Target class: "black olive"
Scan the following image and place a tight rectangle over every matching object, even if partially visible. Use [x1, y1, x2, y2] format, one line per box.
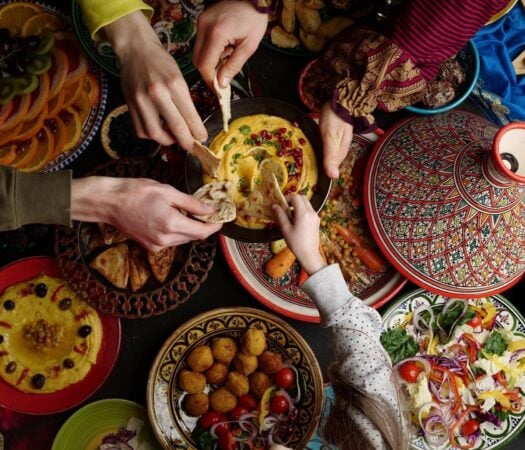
[59, 298, 72, 310]
[0, 335, 3, 343]
[63, 358, 75, 369]
[5, 361, 16, 373]
[35, 283, 48, 298]
[3, 300, 14, 310]
[31, 373, 46, 389]
[78, 325, 92, 337]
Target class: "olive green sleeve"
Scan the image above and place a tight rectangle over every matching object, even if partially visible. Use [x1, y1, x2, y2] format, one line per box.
[0, 167, 72, 230]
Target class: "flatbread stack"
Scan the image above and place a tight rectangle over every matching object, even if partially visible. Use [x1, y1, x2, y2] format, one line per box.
[193, 181, 236, 223]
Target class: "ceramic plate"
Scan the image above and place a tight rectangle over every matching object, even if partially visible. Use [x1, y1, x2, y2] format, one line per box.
[381, 289, 525, 450]
[0, 256, 121, 415]
[52, 399, 161, 449]
[71, 0, 204, 78]
[220, 133, 407, 323]
[147, 307, 324, 449]
[486, 0, 518, 25]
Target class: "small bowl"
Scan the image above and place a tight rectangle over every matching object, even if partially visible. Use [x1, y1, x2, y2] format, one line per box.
[298, 58, 323, 113]
[101, 104, 160, 159]
[185, 97, 332, 242]
[405, 40, 480, 115]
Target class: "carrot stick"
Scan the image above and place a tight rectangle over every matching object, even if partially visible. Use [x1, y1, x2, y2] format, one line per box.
[333, 224, 362, 246]
[354, 246, 386, 272]
[297, 268, 309, 285]
[265, 247, 296, 279]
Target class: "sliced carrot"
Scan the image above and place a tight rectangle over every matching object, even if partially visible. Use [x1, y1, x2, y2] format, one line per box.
[333, 223, 362, 246]
[297, 268, 309, 285]
[265, 247, 296, 280]
[354, 246, 386, 272]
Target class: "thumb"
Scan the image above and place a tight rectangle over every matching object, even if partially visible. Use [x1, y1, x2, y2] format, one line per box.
[323, 136, 348, 179]
[174, 193, 216, 215]
[272, 204, 292, 234]
[218, 42, 253, 87]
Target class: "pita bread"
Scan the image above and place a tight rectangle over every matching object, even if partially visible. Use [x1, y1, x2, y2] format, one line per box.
[96, 223, 129, 246]
[213, 66, 231, 132]
[89, 243, 130, 289]
[147, 246, 176, 283]
[193, 181, 236, 223]
[192, 140, 221, 177]
[129, 245, 151, 292]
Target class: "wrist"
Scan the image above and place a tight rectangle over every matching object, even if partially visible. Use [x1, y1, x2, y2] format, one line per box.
[71, 177, 122, 224]
[301, 255, 327, 276]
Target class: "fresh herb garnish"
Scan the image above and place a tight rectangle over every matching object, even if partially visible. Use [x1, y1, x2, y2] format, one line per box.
[254, 150, 268, 162]
[482, 332, 507, 356]
[286, 162, 297, 174]
[223, 137, 237, 152]
[287, 130, 293, 137]
[380, 327, 419, 365]
[336, 177, 344, 186]
[238, 177, 250, 197]
[299, 183, 310, 195]
[239, 125, 251, 134]
[230, 153, 242, 173]
[243, 137, 255, 146]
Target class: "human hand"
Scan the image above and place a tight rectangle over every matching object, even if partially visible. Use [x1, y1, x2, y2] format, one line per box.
[319, 101, 353, 179]
[71, 177, 222, 252]
[104, 11, 207, 151]
[193, 1, 268, 88]
[272, 195, 326, 275]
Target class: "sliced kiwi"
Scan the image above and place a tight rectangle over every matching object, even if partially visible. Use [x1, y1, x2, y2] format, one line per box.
[27, 55, 52, 75]
[33, 31, 55, 56]
[13, 74, 38, 96]
[0, 78, 16, 104]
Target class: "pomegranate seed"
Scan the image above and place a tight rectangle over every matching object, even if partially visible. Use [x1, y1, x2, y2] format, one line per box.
[298, 137, 306, 145]
[279, 127, 287, 134]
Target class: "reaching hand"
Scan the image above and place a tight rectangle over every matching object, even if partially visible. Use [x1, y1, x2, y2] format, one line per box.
[272, 195, 326, 275]
[71, 177, 222, 252]
[104, 11, 207, 151]
[193, 1, 268, 88]
[319, 102, 353, 179]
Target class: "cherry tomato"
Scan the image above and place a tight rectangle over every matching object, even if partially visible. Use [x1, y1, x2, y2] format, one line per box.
[198, 411, 222, 430]
[398, 361, 422, 383]
[218, 430, 236, 450]
[230, 405, 250, 421]
[214, 420, 231, 437]
[238, 394, 257, 411]
[270, 394, 289, 414]
[467, 313, 482, 328]
[275, 367, 296, 389]
[461, 419, 480, 437]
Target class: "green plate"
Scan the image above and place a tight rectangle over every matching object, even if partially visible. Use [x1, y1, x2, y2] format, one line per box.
[52, 399, 161, 449]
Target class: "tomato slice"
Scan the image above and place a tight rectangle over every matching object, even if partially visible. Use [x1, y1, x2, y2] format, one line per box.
[461, 419, 480, 437]
[398, 361, 422, 383]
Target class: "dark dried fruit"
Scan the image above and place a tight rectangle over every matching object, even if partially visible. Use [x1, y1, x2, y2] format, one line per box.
[108, 111, 158, 157]
[78, 325, 92, 337]
[0, 335, 3, 343]
[31, 373, 46, 389]
[5, 361, 16, 373]
[3, 300, 14, 310]
[63, 358, 74, 369]
[59, 298, 72, 310]
[35, 283, 48, 297]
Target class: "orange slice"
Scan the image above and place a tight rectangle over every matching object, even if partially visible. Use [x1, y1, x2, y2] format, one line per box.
[54, 32, 88, 87]
[72, 95, 92, 126]
[24, 72, 50, 122]
[0, 95, 31, 132]
[17, 104, 49, 141]
[46, 118, 66, 160]
[0, 143, 17, 166]
[83, 72, 100, 106]
[46, 90, 65, 117]
[0, 123, 23, 147]
[18, 127, 55, 173]
[0, 101, 14, 126]
[48, 47, 69, 99]
[0, 2, 41, 35]
[21, 12, 63, 36]
[56, 107, 82, 153]
[61, 79, 84, 110]
[10, 138, 38, 168]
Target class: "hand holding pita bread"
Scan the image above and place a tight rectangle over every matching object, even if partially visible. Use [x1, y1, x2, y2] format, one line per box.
[272, 194, 326, 275]
[71, 177, 222, 252]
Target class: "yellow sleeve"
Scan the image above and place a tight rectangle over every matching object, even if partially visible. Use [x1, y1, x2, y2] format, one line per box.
[76, 0, 153, 41]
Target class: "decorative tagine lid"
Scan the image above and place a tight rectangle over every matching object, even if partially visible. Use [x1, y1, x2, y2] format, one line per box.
[364, 110, 524, 298]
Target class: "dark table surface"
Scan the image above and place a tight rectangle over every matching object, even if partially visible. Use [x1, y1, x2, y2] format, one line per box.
[0, 2, 524, 448]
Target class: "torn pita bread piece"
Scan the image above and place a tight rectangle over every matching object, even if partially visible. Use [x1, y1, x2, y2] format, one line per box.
[192, 139, 221, 178]
[192, 181, 236, 223]
[213, 69, 231, 132]
[147, 246, 177, 283]
[89, 243, 130, 290]
[129, 245, 152, 292]
[261, 168, 292, 220]
[96, 222, 129, 246]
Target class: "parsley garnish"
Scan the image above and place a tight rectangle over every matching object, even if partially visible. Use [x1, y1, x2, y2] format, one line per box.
[336, 177, 344, 187]
[286, 162, 297, 174]
[243, 137, 255, 146]
[299, 183, 310, 195]
[239, 125, 251, 134]
[222, 137, 237, 152]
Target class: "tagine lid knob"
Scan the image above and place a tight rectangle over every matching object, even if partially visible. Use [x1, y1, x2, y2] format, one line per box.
[364, 110, 524, 298]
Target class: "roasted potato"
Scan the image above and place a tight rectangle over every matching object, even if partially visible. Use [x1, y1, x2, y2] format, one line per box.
[182, 393, 209, 416]
[225, 371, 250, 397]
[295, 0, 321, 33]
[178, 370, 206, 394]
[281, 0, 296, 33]
[187, 345, 214, 372]
[233, 352, 259, 375]
[316, 16, 354, 39]
[212, 337, 238, 364]
[300, 28, 326, 52]
[210, 387, 238, 414]
[249, 371, 272, 398]
[241, 328, 266, 356]
[258, 351, 284, 375]
[270, 26, 300, 49]
[206, 362, 229, 385]
[303, 0, 325, 9]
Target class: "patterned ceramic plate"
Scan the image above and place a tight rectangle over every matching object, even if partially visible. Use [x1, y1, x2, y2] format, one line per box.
[147, 307, 324, 449]
[381, 289, 525, 450]
[220, 133, 407, 323]
[71, 0, 205, 78]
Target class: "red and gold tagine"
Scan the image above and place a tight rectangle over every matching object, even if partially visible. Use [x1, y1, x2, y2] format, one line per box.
[364, 111, 524, 298]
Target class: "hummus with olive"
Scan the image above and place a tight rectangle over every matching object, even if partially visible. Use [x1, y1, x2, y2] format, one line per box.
[204, 114, 318, 229]
[0, 274, 102, 393]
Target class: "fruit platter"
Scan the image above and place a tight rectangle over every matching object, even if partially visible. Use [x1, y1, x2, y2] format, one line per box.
[0, 1, 106, 172]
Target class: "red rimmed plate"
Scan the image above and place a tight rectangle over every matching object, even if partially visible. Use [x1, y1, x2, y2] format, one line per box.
[0, 256, 121, 415]
[220, 132, 407, 323]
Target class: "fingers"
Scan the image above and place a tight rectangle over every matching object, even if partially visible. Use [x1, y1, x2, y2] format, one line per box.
[217, 40, 256, 87]
[133, 94, 176, 145]
[172, 191, 216, 216]
[272, 204, 292, 234]
[194, 28, 230, 87]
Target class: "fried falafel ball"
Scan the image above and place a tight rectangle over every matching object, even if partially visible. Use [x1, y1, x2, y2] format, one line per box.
[241, 328, 267, 356]
[209, 387, 238, 414]
[233, 352, 258, 376]
[249, 371, 272, 398]
[206, 362, 228, 385]
[225, 371, 250, 397]
[187, 345, 214, 372]
[182, 393, 209, 416]
[178, 370, 206, 394]
[258, 351, 283, 375]
[212, 337, 238, 364]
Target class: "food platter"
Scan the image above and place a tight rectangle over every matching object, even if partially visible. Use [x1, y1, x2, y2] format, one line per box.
[71, 0, 203, 78]
[147, 307, 324, 449]
[220, 132, 407, 323]
[54, 157, 216, 319]
[52, 399, 161, 449]
[381, 289, 525, 449]
[0, 256, 120, 415]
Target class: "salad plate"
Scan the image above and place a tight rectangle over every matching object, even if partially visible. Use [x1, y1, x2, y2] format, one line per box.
[381, 289, 525, 449]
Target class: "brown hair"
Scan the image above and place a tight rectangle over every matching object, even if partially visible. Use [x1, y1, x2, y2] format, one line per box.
[322, 363, 410, 450]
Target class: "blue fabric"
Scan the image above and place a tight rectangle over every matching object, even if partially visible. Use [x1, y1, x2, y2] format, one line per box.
[472, 3, 525, 125]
